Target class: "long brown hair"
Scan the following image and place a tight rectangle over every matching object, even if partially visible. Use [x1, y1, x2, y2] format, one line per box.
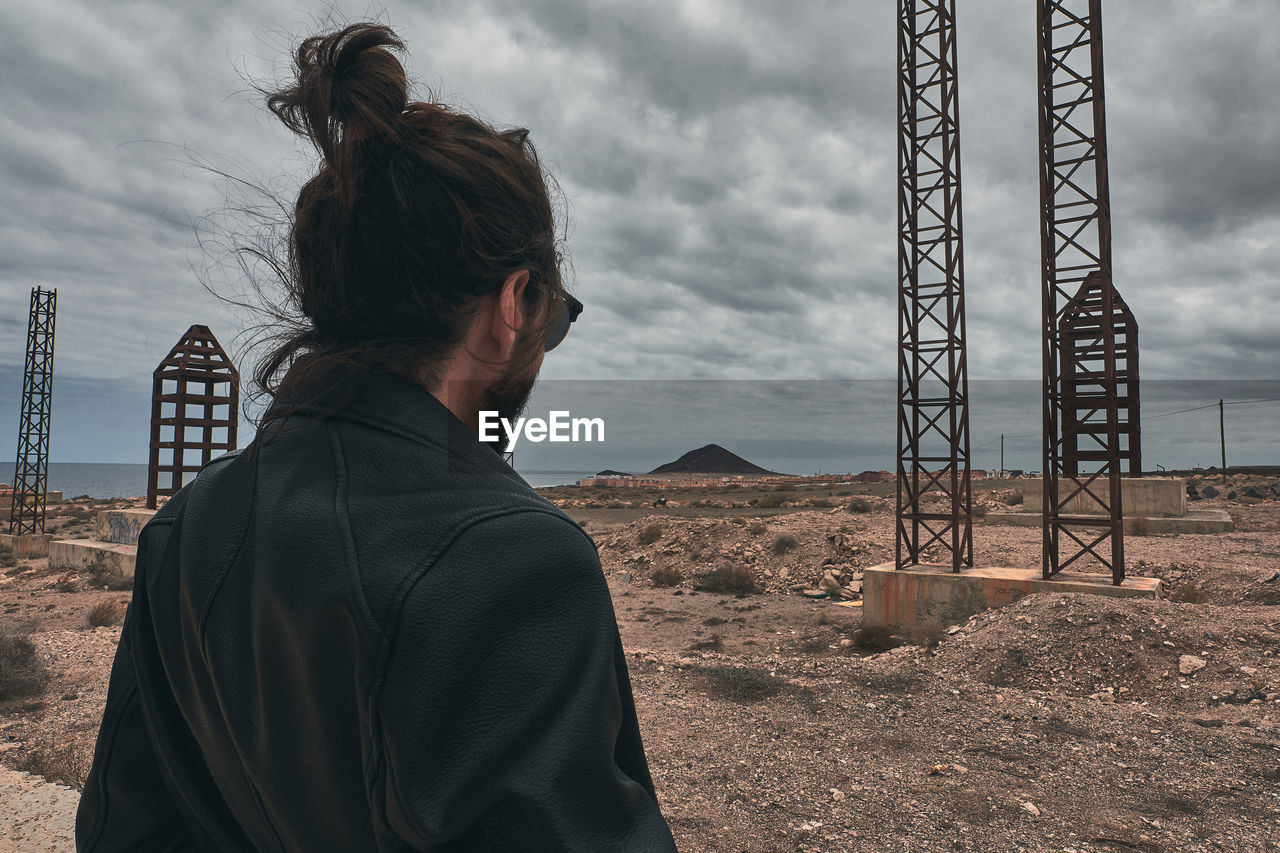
[255, 22, 565, 418]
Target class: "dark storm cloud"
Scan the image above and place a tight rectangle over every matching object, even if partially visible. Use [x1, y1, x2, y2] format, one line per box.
[0, 0, 1276, 462]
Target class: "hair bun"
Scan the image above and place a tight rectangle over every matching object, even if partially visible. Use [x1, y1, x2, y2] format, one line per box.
[268, 23, 408, 163]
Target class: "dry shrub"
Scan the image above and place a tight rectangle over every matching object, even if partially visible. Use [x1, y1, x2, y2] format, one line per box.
[755, 493, 788, 509]
[1170, 583, 1209, 604]
[686, 635, 724, 652]
[748, 521, 766, 535]
[728, 517, 746, 526]
[0, 544, 17, 569]
[53, 575, 78, 593]
[771, 533, 799, 555]
[906, 621, 946, 649]
[636, 523, 663, 545]
[692, 664, 787, 703]
[798, 637, 829, 654]
[650, 565, 684, 588]
[1003, 492, 1025, 506]
[814, 610, 834, 626]
[88, 555, 133, 591]
[696, 564, 759, 595]
[971, 504, 988, 519]
[17, 739, 91, 790]
[845, 498, 872, 514]
[0, 625, 45, 700]
[87, 598, 126, 628]
[853, 624, 898, 652]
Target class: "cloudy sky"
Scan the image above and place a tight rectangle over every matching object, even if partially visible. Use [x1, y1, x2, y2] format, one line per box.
[1, 0, 1278, 465]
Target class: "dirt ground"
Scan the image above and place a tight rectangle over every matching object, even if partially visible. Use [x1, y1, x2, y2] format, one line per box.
[2, 477, 1279, 852]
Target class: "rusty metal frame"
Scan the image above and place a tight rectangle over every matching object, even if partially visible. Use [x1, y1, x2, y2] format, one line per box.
[147, 325, 239, 509]
[1061, 274, 1141, 479]
[1037, 0, 1130, 583]
[8, 287, 57, 535]
[895, 0, 974, 572]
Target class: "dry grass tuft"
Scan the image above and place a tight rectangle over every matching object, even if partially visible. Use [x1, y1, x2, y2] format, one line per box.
[650, 565, 684, 587]
[771, 533, 799, 555]
[636, 523, 663, 545]
[87, 598, 127, 628]
[695, 564, 759, 595]
[0, 544, 17, 569]
[692, 665, 788, 703]
[845, 498, 873, 514]
[0, 625, 46, 700]
[852, 624, 898, 652]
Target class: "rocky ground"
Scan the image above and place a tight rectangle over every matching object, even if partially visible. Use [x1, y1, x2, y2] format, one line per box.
[2, 478, 1279, 851]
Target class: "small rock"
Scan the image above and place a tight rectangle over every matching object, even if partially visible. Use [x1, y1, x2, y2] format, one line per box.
[1022, 802, 1041, 817]
[1089, 691, 1116, 703]
[1240, 666, 1258, 676]
[619, 572, 633, 584]
[1201, 485, 1220, 499]
[1179, 655, 1206, 675]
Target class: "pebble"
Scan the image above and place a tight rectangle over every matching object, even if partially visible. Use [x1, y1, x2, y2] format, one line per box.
[1179, 655, 1206, 675]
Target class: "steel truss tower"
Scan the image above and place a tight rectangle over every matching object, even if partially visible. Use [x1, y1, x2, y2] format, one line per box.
[1037, 0, 1136, 583]
[9, 288, 57, 536]
[895, 0, 974, 572]
[147, 325, 239, 509]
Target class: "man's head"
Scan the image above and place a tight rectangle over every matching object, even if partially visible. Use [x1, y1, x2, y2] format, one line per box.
[259, 22, 574, 437]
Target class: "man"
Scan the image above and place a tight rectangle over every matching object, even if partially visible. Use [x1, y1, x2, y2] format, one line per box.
[77, 22, 677, 852]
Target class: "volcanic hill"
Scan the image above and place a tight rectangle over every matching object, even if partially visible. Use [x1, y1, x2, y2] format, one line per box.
[647, 444, 784, 476]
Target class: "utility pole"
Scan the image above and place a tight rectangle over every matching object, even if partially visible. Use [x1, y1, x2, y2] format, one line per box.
[1000, 433, 1005, 478]
[1219, 398, 1226, 482]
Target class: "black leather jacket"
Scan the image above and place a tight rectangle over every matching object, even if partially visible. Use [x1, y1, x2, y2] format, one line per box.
[76, 366, 677, 851]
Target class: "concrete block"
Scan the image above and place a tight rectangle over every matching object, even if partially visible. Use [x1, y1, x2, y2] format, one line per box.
[983, 508, 1233, 534]
[0, 533, 53, 559]
[0, 491, 63, 506]
[49, 540, 137, 581]
[93, 509, 158, 546]
[863, 562, 1162, 633]
[1021, 477, 1186, 518]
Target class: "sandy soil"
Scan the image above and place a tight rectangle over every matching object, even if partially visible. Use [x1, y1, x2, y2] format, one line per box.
[3, 479, 1279, 852]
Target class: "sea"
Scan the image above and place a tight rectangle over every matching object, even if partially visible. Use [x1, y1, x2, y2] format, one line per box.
[37, 463, 593, 499]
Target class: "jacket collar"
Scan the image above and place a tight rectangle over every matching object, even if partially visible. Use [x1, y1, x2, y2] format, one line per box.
[259, 359, 508, 470]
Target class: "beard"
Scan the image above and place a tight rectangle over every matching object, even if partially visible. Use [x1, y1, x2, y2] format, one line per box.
[477, 364, 538, 454]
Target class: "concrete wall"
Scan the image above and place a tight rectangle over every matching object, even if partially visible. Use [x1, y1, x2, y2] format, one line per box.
[1021, 477, 1186, 518]
[0, 533, 53, 559]
[863, 563, 1162, 632]
[94, 509, 157, 546]
[48, 540, 137, 581]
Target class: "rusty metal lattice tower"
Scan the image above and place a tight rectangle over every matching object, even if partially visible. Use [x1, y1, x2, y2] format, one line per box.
[8, 288, 57, 535]
[1037, 0, 1133, 583]
[895, 0, 973, 572]
[1061, 272, 1141, 479]
[147, 325, 239, 509]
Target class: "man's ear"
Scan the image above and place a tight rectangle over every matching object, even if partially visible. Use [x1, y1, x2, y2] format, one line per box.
[490, 269, 531, 360]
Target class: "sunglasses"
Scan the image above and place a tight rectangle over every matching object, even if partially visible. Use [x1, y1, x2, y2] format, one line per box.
[544, 292, 583, 352]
